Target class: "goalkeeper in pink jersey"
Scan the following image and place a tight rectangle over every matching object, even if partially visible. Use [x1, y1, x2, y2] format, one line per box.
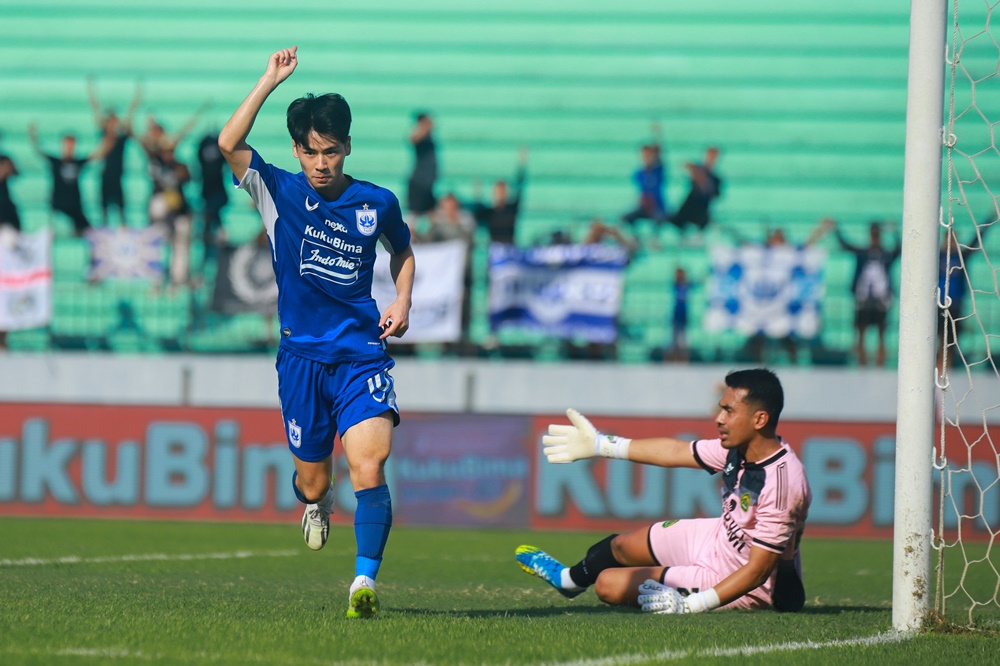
[516, 368, 811, 614]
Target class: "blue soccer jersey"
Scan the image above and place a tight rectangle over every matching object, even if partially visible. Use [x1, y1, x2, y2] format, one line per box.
[236, 148, 411, 363]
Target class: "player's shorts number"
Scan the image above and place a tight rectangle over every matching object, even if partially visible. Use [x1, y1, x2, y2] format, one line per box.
[367, 369, 396, 408]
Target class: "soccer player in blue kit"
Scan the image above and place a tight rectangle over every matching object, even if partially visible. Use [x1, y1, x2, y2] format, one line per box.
[218, 46, 414, 618]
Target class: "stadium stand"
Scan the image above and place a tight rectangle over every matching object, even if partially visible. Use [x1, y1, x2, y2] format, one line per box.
[0, 1, 996, 365]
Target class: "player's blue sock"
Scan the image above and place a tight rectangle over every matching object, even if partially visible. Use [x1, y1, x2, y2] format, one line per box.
[291, 471, 308, 504]
[354, 484, 392, 580]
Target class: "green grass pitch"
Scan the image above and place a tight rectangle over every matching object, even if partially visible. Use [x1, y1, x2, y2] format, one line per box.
[0, 517, 996, 665]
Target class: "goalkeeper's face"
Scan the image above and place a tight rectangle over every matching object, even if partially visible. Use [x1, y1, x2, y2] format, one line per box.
[715, 387, 761, 449]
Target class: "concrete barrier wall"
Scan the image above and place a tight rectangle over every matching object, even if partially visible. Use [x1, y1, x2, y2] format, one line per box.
[2, 352, 997, 423]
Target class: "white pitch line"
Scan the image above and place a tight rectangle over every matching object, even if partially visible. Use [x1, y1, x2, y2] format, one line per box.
[0, 549, 300, 567]
[3, 629, 913, 665]
[539, 630, 912, 666]
[55, 647, 152, 660]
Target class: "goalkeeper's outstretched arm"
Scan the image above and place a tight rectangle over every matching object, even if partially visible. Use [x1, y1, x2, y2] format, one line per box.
[542, 408, 702, 469]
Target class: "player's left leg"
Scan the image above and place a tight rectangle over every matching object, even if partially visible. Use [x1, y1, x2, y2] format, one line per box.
[276, 349, 338, 551]
[292, 457, 335, 551]
[329, 357, 399, 617]
[516, 526, 658, 598]
[570, 528, 657, 587]
[594, 566, 665, 606]
[341, 413, 394, 618]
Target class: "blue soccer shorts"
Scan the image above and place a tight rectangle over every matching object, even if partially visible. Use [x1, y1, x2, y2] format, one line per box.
[275, 348, 400, 463]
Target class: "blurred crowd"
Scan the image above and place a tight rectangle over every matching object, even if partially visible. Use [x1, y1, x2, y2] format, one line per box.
[0, 93, 990, 368]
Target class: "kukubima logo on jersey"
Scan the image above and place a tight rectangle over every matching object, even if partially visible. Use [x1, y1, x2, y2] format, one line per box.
[356, 203, 377, 236]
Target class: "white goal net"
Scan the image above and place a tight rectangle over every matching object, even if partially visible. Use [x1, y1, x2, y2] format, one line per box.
[935, 0, 1000, 628]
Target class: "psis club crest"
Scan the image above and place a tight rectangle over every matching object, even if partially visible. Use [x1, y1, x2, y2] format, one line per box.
[356, 204, 378, 236]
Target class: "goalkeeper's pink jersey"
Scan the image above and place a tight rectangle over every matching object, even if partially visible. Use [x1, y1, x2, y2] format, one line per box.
[691, 437, 810, 567]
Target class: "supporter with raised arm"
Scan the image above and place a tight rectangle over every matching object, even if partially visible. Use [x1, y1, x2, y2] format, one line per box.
[472, 146, 529, 244]
[88, 76, 142, 226]
[833, 219, 901, 367]
[28, 123, 108, 236]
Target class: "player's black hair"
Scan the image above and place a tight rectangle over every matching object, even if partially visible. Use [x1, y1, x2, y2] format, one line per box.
[286, 93, 351, 147]
[725, 368, 784, 429]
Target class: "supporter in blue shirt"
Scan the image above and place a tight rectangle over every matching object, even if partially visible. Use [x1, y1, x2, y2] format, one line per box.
[622, 122, 668, 226]
[937, 221, 993, 368]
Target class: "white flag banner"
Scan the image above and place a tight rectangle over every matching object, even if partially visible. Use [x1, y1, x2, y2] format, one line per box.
[372, 239, 468, 343]
[87, 226, 166, 281]
[0, 229, 53, 331]
[703, 243, 825, 338]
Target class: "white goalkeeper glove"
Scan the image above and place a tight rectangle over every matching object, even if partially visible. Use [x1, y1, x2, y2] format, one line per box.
[637, 579, 721, 614]
[542, 408, 632, 464]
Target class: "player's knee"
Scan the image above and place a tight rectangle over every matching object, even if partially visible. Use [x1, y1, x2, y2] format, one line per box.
[297, 473, 332, 502]
[610, 533, 648, 567]
[349, 458, 386, 489]
[610, 535, 629, 564]
[594, 570, 627, 606]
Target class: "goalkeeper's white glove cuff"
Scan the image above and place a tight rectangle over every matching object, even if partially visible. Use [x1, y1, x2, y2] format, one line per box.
[685, 588, 721, 613]
[595, 433, 631, 459]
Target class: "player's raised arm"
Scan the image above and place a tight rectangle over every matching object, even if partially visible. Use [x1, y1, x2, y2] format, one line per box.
[218, 45, 298, 181]
[542, 409, 700, 469]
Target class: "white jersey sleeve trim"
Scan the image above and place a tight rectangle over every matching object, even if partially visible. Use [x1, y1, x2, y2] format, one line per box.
[237, 166, 279, 259]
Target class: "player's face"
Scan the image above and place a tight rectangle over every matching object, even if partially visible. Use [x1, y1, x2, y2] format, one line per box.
[715, 387, 763, 449]
[293, 130, 351, 194]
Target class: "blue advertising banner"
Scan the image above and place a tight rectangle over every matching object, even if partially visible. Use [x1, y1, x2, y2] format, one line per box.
[0, 404, 994, 541]
[391, 415, 532, 527]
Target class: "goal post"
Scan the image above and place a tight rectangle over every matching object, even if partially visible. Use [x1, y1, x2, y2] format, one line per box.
[896, 0, 1000, 631]
[893, 0, 947, 633]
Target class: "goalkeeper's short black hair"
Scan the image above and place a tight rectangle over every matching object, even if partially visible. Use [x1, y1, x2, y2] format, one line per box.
[725, 368, 784, 429]
[286, 93, 351, 147]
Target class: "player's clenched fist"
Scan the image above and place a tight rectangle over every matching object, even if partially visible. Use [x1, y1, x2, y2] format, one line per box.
[542, 408, 632, 464]
[266, 46, 298, 85]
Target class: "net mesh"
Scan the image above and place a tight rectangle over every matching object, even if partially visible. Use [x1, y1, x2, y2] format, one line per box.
[934, 0, 1000, 627]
